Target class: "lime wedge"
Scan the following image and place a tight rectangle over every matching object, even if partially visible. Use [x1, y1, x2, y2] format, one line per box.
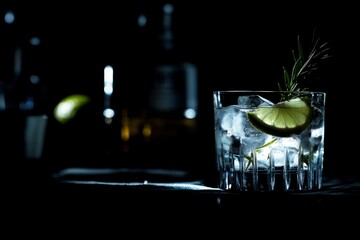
[54, 94, 90, 124]
[247, 97, 312, 137]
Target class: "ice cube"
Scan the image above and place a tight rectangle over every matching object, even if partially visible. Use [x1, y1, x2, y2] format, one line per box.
[274, 136, 301, 149]
[220, 106, 243, 137]
[237, 95, 274, 108]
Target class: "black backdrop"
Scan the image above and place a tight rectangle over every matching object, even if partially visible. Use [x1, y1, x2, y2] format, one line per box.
[1, 0, 359, 181]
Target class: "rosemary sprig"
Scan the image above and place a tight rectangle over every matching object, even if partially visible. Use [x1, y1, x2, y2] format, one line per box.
[278, 34, 331, 101]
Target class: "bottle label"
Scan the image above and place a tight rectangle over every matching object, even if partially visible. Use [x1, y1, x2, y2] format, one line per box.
[149, 62, 197, 117]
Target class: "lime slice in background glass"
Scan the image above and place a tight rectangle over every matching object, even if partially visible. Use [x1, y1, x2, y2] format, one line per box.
[247, 97, 312, 137]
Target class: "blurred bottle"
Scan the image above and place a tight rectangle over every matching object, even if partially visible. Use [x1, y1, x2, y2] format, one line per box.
[1, 6, 49, 182]
[116, 2, 199, 172]
[149, 3, 198, 118]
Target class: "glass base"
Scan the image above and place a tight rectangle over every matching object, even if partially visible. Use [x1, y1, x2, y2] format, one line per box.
[219, 168, 323, 192]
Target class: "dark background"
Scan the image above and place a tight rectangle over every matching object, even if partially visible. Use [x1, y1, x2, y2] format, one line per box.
[1, 0, 359, 183]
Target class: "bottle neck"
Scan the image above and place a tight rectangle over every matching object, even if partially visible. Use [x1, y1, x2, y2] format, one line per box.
[160, 3, 174, 51]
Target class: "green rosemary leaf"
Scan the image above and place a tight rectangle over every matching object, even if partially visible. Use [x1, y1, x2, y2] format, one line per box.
[278, 34, 330, 101]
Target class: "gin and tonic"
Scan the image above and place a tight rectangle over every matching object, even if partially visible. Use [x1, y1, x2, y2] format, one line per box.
[213, 90, 326, 191]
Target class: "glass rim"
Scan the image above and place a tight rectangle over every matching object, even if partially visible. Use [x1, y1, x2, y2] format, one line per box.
[213, 90, 326, 94]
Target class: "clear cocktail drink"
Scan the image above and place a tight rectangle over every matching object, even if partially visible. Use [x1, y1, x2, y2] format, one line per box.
[214, 91, 325, 191]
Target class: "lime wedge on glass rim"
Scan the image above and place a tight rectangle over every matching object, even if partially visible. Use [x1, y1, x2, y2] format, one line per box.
[247, 97, 313, 137]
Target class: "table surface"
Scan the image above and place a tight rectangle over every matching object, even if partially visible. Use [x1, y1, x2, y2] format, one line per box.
[7, 166, 360, 231]
[15, 167, 360, 205]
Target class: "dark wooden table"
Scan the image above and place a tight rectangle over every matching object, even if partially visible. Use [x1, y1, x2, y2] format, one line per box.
[6, 164, 360, 233]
